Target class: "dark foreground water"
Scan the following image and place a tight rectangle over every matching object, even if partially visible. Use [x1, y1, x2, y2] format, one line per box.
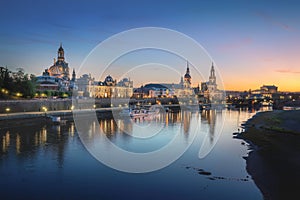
[0, 109, 263, 199]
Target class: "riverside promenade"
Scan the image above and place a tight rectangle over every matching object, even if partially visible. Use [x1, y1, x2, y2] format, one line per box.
[0, 107, 123, 121]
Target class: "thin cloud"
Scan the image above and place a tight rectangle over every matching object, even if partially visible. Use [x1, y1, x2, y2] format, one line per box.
[275, 69, 300, 74]
[256, 12, 294, 32]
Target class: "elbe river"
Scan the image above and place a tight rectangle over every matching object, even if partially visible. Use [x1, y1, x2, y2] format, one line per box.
[0, 108, 268, 199]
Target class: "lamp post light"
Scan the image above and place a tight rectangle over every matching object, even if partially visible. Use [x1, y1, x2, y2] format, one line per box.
[5, 107, 10, 116]
[1, 89, 9, 95]
[41, 106, 48, 117]
[16, 92, 22, 97]
[41, 106, 47, 112]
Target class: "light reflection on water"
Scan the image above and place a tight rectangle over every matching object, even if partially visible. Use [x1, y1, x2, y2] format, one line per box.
[83, 111, 197, 153]
[0, 109, 265, 199]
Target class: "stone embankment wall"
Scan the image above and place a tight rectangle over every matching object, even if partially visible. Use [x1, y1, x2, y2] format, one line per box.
[0, 99, 72, 113]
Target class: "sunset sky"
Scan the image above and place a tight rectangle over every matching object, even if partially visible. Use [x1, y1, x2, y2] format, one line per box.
[1, 0, 300, 91]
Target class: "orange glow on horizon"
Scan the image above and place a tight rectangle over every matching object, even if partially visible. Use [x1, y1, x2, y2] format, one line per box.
[223, 80, 300, 92]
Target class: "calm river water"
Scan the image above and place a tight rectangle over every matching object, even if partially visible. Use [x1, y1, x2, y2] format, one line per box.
[0, 109, 266, 199]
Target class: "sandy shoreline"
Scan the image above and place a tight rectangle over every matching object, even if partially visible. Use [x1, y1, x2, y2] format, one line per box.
[237, 110, 300, 200]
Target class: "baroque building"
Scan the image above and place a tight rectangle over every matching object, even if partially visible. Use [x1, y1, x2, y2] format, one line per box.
[200, 63, 224, 103]
[36, 44, 75, 92]
[134, 61, 195, 98]
[48, 43, 70, 79]
[76, 74, 133, 98]
[175, 61, 194, 97]
[36, 69, 59, 92]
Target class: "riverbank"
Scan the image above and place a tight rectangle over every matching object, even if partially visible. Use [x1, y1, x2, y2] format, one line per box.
[236, 110, 300, 200]
[0, 107, 123, 129]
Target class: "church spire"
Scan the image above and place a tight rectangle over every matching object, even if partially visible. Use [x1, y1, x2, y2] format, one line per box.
[72, 68, 76, 82]
[184, 60, 191, 88]
[209, 62, 216, 84]
[186, 60, 190, 75]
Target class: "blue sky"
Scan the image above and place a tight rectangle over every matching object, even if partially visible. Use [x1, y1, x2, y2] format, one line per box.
[1, 0, 300, 91]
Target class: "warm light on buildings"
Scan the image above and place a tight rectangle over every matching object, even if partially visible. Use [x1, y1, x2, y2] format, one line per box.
[16, 92, 22, 97]
[42, 106, 47, 112]
[1, 89, 9, 94]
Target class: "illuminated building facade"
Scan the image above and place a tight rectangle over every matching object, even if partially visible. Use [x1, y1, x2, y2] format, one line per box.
[36, 44, 76, 92]
[140, 61, 195, 98]
[201, 63, 224, 103]
[174, 61, 194, 97]
[76, 75, 133, 98]
[48, 44, 69, 79]
[36, 69, 59, 91]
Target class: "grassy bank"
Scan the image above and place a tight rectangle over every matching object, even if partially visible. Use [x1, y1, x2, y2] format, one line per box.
[237, 110, 300, 200]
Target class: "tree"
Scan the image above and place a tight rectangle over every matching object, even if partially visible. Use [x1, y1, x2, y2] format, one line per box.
[21, 79, 36, 98]
[0, 66, 13, 98]
[0, 67, 37, 99]
[58, 91, 64, 98]
[53, 91, 59, 97]
[44, 90, 52, 97]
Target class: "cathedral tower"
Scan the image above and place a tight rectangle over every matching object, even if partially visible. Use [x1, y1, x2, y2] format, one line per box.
[72, 69, 76, 82]
[209, 62, 216, 85]
[184, 61, 191, 88]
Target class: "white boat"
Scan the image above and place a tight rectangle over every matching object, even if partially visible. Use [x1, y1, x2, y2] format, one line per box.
[283, 106, 300, 110]
[130, 109, 148, 118]
[47, 115, 67, 125]
[130, 107, 159, 118]
[49, 116, 61, 124]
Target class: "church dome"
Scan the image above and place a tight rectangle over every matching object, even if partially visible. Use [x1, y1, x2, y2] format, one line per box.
[105, 75, 113, 81]
[104, 75, 114, 85]
[48, 65, 62, 77]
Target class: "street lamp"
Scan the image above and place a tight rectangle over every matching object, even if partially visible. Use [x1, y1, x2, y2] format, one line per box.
[41, 106, 47, 112]
[16, 92, 22, 97]
[5, 107, 10, 116]
[1, 89, 9, 95]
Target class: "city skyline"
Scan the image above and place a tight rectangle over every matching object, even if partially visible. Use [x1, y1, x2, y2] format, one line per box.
[1, 0, 300, 92]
